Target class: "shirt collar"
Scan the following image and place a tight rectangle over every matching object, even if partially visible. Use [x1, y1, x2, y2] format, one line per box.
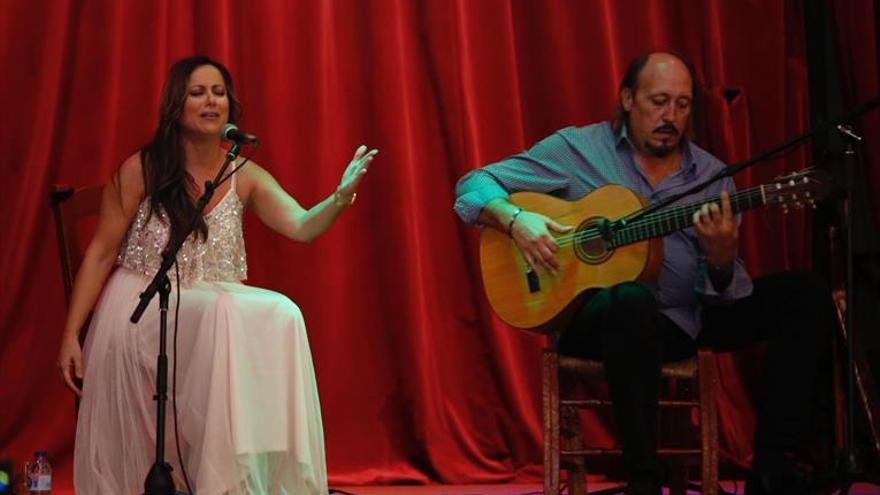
[614, 123, 699, 176]
[614, 123, 631, 147]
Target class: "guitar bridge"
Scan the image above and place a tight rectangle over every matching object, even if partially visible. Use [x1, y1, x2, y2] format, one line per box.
[526, 268, 541, 293]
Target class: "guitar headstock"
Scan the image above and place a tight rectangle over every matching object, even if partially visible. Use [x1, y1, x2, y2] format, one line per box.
[765, 168, 832, 213]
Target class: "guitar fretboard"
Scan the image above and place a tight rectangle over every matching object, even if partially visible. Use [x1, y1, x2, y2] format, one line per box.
[607, 186, 766, 248]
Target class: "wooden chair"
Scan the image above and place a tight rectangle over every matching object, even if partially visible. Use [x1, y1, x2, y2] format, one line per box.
[50, 183, 103, 406]
[49, 184, 103, 305]
[543, 343, 720, 495]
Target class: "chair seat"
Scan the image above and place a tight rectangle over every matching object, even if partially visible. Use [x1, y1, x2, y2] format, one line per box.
[561, 447, 703, 457]
[558, 355, 698, 379]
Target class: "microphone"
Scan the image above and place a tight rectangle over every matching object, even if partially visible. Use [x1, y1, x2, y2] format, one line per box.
[221, 123, 258, 144]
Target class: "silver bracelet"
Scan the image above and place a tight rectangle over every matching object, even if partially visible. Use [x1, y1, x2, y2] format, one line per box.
[507, 207, 523, 235]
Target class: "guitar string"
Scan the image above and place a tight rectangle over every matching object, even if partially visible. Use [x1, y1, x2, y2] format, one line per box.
[530, 174, 817, 248]
[556, 189, 755, 242]
[551, 187, 766, 247]
[555, 190, 761, 246]
[555, 177, 816, 247]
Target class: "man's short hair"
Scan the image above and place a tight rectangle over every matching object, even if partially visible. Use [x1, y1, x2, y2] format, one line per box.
[611, 51, 699, 136]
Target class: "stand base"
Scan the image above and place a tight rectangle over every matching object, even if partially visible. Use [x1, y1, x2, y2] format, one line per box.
[816, 476, 880, 495]
[143, 461, 176, 495]
[795, 467, 880, 495]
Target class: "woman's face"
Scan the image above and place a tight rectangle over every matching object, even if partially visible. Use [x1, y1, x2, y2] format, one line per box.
[180, 64, 229, 138]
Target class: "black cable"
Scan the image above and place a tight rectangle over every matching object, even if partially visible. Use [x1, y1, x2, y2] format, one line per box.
[216, 141, 259, 188]
[173, 260, 196, 495]
[167, 142, 258, 495]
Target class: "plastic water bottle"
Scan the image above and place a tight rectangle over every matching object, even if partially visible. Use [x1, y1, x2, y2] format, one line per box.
[26, 452, 51, 494]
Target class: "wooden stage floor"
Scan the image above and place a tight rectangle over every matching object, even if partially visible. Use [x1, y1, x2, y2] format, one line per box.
[48, 481, 880, 494]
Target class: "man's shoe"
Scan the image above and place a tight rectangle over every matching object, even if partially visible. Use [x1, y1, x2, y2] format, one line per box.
[625, 478, 661, 495]
[746, 455, 814, 495]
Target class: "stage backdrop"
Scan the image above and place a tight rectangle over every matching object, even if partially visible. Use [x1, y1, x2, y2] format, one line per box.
[0, 0, 876, 488]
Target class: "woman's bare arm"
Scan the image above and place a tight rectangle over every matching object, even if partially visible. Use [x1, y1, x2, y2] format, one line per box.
[243, 146, 377, 243]
[57, 154, 144, 395]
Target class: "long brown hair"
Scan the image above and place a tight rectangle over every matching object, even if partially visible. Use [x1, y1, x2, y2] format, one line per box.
[140, 56, 242, 247]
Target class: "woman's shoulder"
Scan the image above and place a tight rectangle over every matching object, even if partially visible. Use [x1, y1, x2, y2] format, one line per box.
[235, 160, 271, 201]
[236, 159, 270, 181]
[111, 152, 147, 210]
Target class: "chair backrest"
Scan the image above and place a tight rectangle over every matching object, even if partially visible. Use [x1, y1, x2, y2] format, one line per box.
[49, 184, 103, 304]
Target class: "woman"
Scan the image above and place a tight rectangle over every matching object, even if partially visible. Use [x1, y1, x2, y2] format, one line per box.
[56, 55, 376, 494]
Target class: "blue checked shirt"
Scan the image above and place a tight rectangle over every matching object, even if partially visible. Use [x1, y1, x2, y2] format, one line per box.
[454, 122, 753, 338]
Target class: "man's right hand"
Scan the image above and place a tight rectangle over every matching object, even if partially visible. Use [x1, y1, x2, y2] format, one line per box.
[510, 210, 573, 274]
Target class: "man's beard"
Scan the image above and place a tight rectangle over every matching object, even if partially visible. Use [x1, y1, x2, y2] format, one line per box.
[644, 123, 681, 157]
[644, 140, 677, 158]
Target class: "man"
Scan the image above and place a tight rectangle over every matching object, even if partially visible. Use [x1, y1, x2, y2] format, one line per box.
[454, 52, 830, 495]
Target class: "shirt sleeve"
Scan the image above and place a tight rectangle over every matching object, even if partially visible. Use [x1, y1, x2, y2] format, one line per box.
[694, 175, 754, 303]
[453, 131, 576, 224]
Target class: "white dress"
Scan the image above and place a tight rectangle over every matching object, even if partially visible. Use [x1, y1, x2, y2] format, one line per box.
[74, 176, 327, 495]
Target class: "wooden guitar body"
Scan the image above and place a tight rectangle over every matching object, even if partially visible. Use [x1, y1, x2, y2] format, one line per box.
[478, 169, 828, 331]
[479, 186, 662, 331]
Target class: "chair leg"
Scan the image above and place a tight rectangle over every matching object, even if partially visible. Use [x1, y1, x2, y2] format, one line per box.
[697, 350, 719, 495]
[668, 464, 688, 495]
[561, 402, 586, 495]
[544, 350, 561, 495]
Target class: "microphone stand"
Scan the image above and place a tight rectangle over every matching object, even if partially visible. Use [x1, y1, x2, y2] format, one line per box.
[130, 143, 242, 495]
[817, 125, 880, 494]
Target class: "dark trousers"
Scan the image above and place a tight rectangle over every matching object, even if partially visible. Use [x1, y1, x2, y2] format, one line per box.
[557, 272, 832, 480]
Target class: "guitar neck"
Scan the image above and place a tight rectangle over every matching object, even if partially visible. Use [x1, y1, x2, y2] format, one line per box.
[609, 185, 766, 248]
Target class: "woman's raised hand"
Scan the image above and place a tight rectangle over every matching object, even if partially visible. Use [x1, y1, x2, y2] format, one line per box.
[335, 145, 378, 207]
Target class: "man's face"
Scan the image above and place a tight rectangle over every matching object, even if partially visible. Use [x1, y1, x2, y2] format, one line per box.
[621, 55, 693, 158]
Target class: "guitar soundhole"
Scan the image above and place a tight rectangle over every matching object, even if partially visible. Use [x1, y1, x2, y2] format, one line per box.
[573, 217, 613, 264]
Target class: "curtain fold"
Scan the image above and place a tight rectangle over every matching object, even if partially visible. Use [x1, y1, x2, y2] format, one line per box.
[2, 0, 870, 488]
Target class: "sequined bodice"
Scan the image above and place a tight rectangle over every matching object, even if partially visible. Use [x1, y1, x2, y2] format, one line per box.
[117, 182, 248, 285]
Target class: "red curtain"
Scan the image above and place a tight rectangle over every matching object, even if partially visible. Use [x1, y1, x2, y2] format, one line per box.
[831, 0, 880, 219]
[0, 0, 870, 488]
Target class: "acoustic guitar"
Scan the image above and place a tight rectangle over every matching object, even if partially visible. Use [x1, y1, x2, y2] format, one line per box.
[479, 169, 830, 331]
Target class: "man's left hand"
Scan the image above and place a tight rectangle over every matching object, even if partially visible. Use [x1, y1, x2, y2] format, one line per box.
[693, 191, 738, 268]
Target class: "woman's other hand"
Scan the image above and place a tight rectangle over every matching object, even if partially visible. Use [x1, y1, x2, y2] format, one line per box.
[57, 334, 83, 396]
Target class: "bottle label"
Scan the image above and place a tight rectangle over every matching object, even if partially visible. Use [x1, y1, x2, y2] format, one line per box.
[29, 474, 51, 490]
